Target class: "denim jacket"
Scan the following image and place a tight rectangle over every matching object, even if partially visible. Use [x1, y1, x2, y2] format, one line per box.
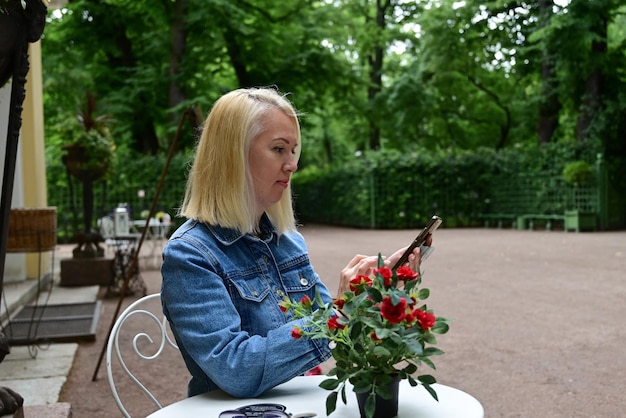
[160, 216, 332, 398]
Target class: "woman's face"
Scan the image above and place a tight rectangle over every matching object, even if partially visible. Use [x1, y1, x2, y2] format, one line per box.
[249, 108, 299, 218]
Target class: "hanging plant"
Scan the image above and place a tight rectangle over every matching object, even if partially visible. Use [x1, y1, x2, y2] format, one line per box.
[61, 92, 116, 182]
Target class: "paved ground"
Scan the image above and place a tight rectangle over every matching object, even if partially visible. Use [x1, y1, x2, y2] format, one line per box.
[45, 226, 626, 416]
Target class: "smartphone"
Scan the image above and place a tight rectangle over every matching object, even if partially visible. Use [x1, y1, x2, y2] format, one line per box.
[392, 215, 442, 270]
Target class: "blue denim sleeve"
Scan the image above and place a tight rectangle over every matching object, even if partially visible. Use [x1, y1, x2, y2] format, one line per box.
[161, 235, 332, 398]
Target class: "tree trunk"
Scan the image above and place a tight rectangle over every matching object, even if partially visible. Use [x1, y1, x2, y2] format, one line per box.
[575, 13, 607, 141]
[223, 24, 250, 87]
[537, 0, 561, 145]
[107, 14, 160, 154]
[366, 0, 389, 150]
[168, 0, 188, 111]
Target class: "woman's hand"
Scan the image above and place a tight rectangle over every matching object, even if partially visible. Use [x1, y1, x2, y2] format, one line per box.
[387, 233, 433, 272]
[336, 234, 433, 296]
[337, 254, 381, 296]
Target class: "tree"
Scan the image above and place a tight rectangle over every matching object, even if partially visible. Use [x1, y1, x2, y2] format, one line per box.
[536, 0, 562, 144]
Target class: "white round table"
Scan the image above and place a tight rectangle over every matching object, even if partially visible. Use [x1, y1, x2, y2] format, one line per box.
[147, 375, 483, 418]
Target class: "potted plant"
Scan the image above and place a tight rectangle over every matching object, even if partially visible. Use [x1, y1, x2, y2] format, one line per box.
[61, 92, 115, 257]
[281, 257, 450, 418]
[562, 160, 597, 232]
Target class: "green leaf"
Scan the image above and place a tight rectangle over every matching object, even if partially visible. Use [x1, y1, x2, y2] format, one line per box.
[326, 391, 338, 415]
[365, 393, 376, 418]
[424, 347, 445, 356]
[377, 254, 386, 267]
[352, 381, 372, 394]
[373, 327, 391, 339]
[418, 374, 437, 385]
[418, 288, 430, 299]
[431, 322, 450, 334]
[404, 338, 424, 355]
[314, 287, 326, 307]
[361, 316, 383, 329]
[350, 321, 363, 340]
[404, 279, 417, 292]
[422, 332, 437, 344]
[423, 383, 439, 401]
[421, 357, 436, 369]
[366, 286, 382, 302]
[391, 292, 402, 305]
[375, 383, 393, 399]
[402, 362, 418, 374]
[373, 345, 391, 357]
[319, 378, 341, 390]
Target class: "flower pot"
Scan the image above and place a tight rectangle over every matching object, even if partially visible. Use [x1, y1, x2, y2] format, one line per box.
[61, 143, 109, 182]
[355, 376, 400, 418]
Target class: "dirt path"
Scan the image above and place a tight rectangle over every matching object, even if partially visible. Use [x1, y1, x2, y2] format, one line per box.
[59, 226, 626, 417]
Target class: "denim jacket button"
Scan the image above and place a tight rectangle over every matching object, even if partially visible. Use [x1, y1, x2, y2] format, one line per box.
[300, 277, 308, 286]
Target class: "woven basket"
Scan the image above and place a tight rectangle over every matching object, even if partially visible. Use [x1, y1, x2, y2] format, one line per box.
[7, 207, 57, 252]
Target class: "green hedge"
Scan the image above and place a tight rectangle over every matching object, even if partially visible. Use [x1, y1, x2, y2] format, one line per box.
[48, 139, 624, 239]
[292, 140, 616, 229]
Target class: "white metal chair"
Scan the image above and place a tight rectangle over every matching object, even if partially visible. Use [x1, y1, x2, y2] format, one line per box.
[106, 293, 180, 417]
[98, 216, 117, 257]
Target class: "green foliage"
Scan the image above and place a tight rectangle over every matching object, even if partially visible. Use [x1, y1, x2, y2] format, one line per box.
[58, 92, 116, 176]
[40, 0, 626, 233]
[562, 161, 593, 186]
[293, 140, 605, 228]
[41, 0, 626, 160]
[293, 147, 495, 228]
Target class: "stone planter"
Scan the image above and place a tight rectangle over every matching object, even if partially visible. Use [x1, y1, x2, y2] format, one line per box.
[564, 210, 597, 232]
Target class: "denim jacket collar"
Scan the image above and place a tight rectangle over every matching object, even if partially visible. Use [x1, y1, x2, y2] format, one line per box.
[207, 213, 277, 246]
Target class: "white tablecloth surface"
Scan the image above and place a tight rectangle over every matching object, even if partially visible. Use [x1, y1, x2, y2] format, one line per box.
[147, 375, 483, 418]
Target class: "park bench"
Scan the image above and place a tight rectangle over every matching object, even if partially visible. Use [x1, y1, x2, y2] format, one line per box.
[516, 214, 564, 231]
[478, 213, 518, 229]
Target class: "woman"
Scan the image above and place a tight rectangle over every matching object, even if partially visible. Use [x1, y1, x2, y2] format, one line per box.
[161, 87, 423, 399]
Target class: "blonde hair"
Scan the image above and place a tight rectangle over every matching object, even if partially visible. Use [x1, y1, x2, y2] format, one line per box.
[179, 87, 301, 235]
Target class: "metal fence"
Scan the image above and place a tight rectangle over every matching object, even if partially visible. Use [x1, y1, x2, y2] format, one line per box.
[49, 179, 186, 243]
[293, 154, 624, 230]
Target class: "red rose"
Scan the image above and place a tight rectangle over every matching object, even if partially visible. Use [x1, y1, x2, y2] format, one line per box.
[380, 296, 407, 324]
[414, 309, 436, 330]
[300, 295, 312, 308]
[327, 316, 346, 331]
[279, 304, 288, 312]
[374, 267, 393, 286]
[349, 275, 373, 294]
[396, 266, 419, 281]
[291, 327, 303, 339]
[370, 331, 382, 342]
[334, 297, 345, 309]
[404, 311, 415, 324]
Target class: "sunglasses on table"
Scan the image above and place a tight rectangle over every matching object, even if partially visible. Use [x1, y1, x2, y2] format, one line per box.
[218, 403, 316, 418]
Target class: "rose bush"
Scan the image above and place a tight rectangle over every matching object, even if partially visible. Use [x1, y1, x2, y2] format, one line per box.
[280, 255, 450, 418]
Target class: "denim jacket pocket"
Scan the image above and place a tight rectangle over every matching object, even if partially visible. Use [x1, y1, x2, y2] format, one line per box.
[228, 274, 271, 303]
[281, 265, 319, 295]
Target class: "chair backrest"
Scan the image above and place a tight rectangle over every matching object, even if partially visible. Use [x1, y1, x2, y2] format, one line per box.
[106, 293, 180, 417]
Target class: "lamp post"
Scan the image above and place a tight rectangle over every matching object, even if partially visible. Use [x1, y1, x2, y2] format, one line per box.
[0, 2, 47, 415]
